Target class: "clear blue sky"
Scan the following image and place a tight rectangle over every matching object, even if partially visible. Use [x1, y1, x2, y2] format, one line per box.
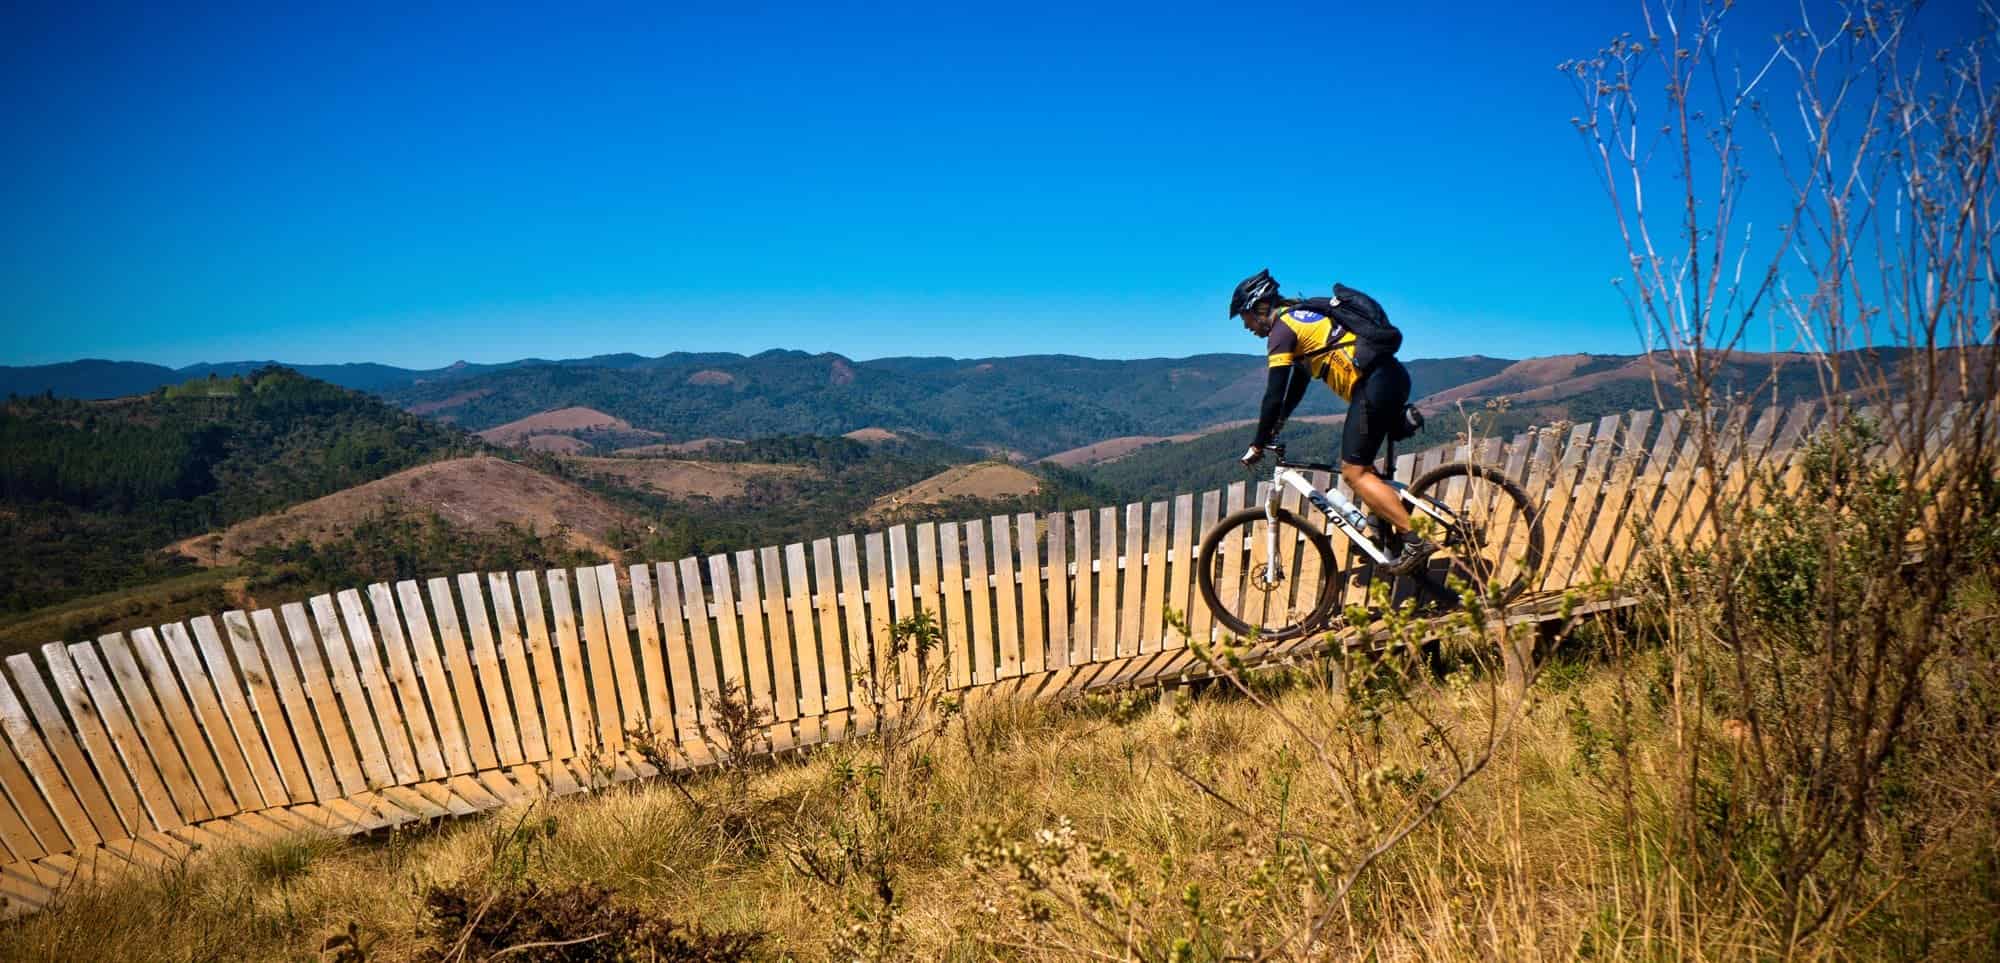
[0, 1, 1953, 368]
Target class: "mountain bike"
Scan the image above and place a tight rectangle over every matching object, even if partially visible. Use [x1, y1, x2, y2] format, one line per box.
[1195, 435, 1544, 642]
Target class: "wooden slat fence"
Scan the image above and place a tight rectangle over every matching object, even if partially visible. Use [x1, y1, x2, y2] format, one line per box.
[0, 399, 1970, 913]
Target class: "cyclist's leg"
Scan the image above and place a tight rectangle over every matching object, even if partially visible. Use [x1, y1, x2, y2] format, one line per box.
[1340, 361, 1414, 531]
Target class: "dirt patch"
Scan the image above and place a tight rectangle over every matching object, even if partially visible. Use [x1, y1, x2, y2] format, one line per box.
[1042, 414, 1345, 467]
[866, 462, 1042, 519]
[615, 438, 743, 456]
[1040, 435, 1169, 467]
[417, 879, 762, 962]
[171, 456, 637, 565]
[686, 369, 735, 386]
[842, 427, 899, 443]
[477, 406, 633, 445]
[404, 387, 492, 416]
[564, 457, 808, 500]
[829, 358, 856, 385]
[521, 434, 589, 454]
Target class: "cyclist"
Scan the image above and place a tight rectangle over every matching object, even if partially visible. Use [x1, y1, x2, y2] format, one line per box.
[1227, 269, 1436, 576]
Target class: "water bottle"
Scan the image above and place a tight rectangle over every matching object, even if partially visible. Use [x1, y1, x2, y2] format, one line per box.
[1343, 505, 1370, 532]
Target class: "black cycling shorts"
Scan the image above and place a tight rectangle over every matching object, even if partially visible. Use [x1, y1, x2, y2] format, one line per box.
[1341, 357, 1412, 469]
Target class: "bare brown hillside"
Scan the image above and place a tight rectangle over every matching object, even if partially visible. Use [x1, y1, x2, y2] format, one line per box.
[614, 438, 742, 456]
[476, 406, 665, 449]
[562, 457, 808, 500]
[865, 462, 1042, 520]
[172, 456, 637, 565]
[843, 427, 899, 443]
[1040, 414, 1345, 467]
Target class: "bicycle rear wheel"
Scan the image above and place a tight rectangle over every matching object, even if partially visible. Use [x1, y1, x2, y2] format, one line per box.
[1406, 462, 1544, 607]
[1195, 506, 1341, 642]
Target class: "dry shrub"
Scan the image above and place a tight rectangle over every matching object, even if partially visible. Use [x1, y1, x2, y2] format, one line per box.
[415, 879, 761, 962]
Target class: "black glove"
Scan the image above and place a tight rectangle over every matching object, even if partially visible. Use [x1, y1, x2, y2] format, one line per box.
[1239, 445, 1263, 467]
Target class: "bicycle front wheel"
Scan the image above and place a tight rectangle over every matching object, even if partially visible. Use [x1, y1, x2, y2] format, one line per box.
[1196, 506, 1341, 642]
[1406, 462, 1544, 607]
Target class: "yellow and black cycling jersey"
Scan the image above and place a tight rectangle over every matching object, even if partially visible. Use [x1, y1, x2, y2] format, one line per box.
[1266, 305, 1363, 401]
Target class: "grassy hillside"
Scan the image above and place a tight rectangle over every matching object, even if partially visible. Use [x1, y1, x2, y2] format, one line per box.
[382, 352, 1517, 458]
[0, 367, 479, 622]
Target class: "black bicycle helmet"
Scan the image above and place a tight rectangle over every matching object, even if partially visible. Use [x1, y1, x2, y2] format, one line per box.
[1229, 269, 1280, 318]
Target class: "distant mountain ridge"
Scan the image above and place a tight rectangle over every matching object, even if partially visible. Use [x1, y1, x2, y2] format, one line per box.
[2, 350, 1519, 457]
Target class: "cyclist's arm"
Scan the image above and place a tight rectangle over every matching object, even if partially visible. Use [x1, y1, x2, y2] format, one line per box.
[1250, 323, 1311, 448]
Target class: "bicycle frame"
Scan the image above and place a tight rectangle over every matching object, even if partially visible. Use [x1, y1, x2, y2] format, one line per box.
[1256, 444, 1465, 572]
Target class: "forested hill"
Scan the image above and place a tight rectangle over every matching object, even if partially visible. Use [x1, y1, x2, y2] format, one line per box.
[381, 352, 1519, 457]
[4, 352, 1519, 457]
[0, 367, 478, 617]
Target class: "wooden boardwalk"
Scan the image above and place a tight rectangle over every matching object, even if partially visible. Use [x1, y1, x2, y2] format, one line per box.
[0, 400, 1921, 913]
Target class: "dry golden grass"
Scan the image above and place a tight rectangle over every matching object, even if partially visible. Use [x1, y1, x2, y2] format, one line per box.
[4, 634, 1988, 961]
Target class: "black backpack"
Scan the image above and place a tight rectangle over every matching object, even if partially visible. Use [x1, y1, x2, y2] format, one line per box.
[1294, 283, 1403, 374]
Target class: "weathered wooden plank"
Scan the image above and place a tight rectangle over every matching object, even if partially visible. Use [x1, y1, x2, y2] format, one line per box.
[215, 613, 313, 805]
[885, 526, 921, 696]
[476, 575, 549, 764]
[1044, 513, 1070, 672]
[423, 578, 501, 772]
[331, 592, 419, 786]
[0, 671, 101, 849]
[960, 522, 996, 685]
[1663, 408, 1744, 549]
[935, 525, 972, 690]
[1139, 500, 1171, 653]
[305, 597, 395, 789]
[542, 570, 597, 760]
[1710, 405, 1794, 546]
[1013, 514, 1046, 678]
[190, 615, 293, 807]
[793, 542, 833, 718]
[398, 582, 483, 775]
[448, 577, 525, 768]
[735, 551, 778, 724]
[39, 643, 168, 839]
[818, 538, 857, 711]
[93, 632, 213, 819]
[762, 546, 803, 725]
[987, 518, 1021, 681]
[486, 575, 551, 764]
[912, 523, 945, 668]
[1190, 492, 1222, 647]
[1547, 413, 1632, 589]
[1576, 411, 1653, 584]
[1215, 483, 1247, 643]
[508, 572, 572, 763]
[591, 565, 644, 746]
[157, 621, 263, 808]
[1529, 423, 1595, 593]
[5, 654, 129, 838]
[626, 564, 673, 733]
[0, 732, 64, 857]
[362, 589, 447, 782]
[787, 545, 829, 749]
[1119, 503, 1145, 656]
[277, 606, 368, 796]
[1068, 510, 1094, 667]
[126, 626, 240, 815]
[705, 555, 750, 707]
[1604, 411, 1686, 582]
[649, 563, 698, 740]
[1095, 507, 1120, 663]
[676, 558, 723, 733]
[862, 532, 895, 701]
[247, 610, 340, 801]
[1165, 494, 1197, 650]
[1644, 411, 1710, 549]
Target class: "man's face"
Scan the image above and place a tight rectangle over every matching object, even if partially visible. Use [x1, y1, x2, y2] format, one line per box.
[1241, 302, 1275, 338]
